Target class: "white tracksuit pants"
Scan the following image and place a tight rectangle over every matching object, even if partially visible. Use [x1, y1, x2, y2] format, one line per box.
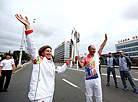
[85, 78, 102, 102]
[31, 96, 53, 102]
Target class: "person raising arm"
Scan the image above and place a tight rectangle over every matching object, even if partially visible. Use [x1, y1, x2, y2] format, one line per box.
[75, 34, 107, 68]
[15, 14, 73, 102]
[75, 34, 107, 102]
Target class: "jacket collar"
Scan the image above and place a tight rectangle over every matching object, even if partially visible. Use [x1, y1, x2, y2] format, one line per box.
[120, 55, 125, 58]
[87, 54, 94, 58]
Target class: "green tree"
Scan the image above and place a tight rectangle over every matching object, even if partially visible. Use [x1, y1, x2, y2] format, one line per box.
[13, 50, 20, 59]
[22, 51, 30, 61]
[13, 50, 30, 61]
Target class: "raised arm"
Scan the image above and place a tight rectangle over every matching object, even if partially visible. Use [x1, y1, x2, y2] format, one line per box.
[98, 34, 107, 55]
[15, 14, 38, 60]
[15, 14, 30, 30]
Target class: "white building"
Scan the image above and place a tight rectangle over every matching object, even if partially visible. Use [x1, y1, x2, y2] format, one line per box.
[54, 41, 71, 63]
[115, 36, 138, 59]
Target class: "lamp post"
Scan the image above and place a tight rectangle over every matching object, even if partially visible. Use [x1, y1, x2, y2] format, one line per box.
[18, 19, 36, 65]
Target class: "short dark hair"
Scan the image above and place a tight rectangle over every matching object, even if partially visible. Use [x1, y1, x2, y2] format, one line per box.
[6, 54, 10, 56]
[88, 45, 94, 49]
[39, 45, 52, 56]
[109, 52, 112, 54]
[88, 45, 92, 49]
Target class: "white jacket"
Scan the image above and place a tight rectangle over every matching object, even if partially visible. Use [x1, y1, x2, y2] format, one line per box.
[25, 30, 68, 100]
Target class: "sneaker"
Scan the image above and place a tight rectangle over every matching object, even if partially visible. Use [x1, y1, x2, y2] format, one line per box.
[106, 83, 110, 86]
[125, 78, 128, 80]
[134, 88, 138, 94]
[3, 89, 8, 92]
[123, 87, 128, 91]
[115, 85, 118, 88]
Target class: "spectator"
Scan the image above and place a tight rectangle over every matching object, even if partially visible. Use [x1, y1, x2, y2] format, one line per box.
[106, 52, 118, 88]
[0, 57, 2, 65]
[99, 59, 101, 74]
[15, 58, 19, 68]
[0, 54, 15, 92]
[119, 51, 138, 94]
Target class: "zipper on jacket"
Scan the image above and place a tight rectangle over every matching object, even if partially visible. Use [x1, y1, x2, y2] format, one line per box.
[34, 63, 41, 100]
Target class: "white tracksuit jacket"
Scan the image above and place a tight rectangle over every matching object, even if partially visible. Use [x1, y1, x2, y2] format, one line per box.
[25, 30, 68, 100]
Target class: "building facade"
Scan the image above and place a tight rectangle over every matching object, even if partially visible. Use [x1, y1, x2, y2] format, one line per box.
[115, 36, 138, 60]
[54, 41, 71, 63]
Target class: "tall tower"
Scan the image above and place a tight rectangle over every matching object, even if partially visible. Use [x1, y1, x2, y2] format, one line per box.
[70, 28, 80, 69]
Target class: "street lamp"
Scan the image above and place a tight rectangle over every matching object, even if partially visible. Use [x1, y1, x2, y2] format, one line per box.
[18, 19, 36, 65]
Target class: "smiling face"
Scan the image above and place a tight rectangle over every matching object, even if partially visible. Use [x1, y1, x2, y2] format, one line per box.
[41, 48, 52, 59]
[88, 45, 96, 56]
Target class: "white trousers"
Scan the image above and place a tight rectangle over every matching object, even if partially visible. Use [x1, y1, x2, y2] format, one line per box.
[31, 96, 53, 102]
[85, 78, 102, 102]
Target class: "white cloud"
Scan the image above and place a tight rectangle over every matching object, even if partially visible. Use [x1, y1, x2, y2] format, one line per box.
[0, 0, 138, 56]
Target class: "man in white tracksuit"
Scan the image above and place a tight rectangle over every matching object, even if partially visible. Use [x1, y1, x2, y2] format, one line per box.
[75, 34, 107, 102]
[15, 14, 72, 102]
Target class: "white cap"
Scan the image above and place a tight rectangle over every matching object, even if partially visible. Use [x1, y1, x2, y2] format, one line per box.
[119, 50, 124, 53]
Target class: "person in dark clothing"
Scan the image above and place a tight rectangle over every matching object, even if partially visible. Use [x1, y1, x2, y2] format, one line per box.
[119, 50, 138, 94]
[99, 59, 101, 74]
[15, 58, 19, 68]
[106, 52, 118, 88]
[0, 57, 2, 64]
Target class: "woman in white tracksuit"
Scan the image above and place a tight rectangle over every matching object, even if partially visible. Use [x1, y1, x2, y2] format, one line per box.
[15, 14, 72, 102]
